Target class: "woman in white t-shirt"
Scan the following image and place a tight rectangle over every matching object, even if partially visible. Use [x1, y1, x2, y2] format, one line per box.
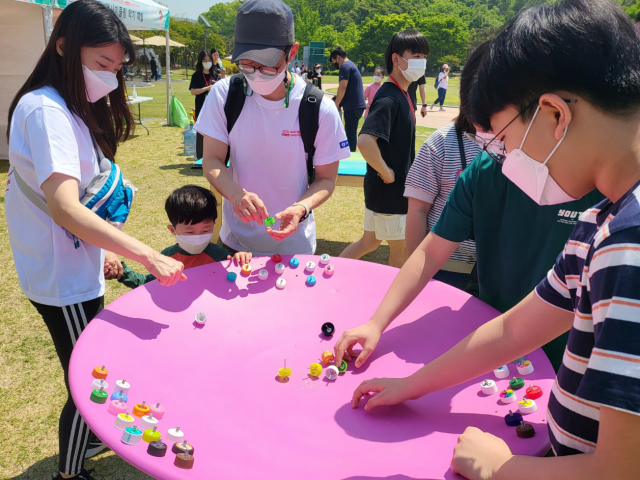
[430, 63, 449, 111]
[5, 3, 184, 479]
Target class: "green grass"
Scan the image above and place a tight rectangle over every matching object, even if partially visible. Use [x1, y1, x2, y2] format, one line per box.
[0, 74, 435, 477]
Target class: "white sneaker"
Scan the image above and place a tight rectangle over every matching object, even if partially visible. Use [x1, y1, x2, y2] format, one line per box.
[430, 104, 434, 111]
[439, 107, 446, 111]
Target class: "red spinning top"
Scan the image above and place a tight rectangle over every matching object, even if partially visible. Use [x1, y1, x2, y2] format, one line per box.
[272, 254, 282, 263]
[526, 385, 543, 399]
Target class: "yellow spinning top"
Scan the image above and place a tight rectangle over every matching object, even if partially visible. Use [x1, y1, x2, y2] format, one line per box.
[309, 363, 323, 377]
[278, 360, 291, 379]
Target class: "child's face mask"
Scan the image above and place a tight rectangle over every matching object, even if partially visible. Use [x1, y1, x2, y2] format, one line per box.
[175, 233, 213, 255]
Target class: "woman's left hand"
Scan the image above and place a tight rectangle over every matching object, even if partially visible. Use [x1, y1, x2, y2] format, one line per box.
[104, 251, 123, 280]
[266, 204, 307, 241]
[451, 427, 513, 480]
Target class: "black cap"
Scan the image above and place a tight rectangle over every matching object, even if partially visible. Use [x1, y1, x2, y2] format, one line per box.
[232, 0, 295, 66]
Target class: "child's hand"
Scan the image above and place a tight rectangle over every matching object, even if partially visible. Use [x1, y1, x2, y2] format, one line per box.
[351, 377, 417, 411]
[451, 427, 512, 480]
[229, 251, 252, 265]
[334, 322, 382, 368]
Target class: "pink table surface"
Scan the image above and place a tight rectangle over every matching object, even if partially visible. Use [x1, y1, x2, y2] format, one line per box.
[69, 256, 554, 480]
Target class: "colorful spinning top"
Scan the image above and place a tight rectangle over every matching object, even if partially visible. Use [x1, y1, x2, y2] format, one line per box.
[227, 272, 237, 282]
[516, 421, 536, 439]
[92, 378, 108, 391]
[500, 389, 517, 404]
[305, 261, 316, 272]
[90, 386, 108, 404]
[321, 350, 335, 364]
[111, 390, 129, 403]
[241, 264, 252, 276]
[276, 278, 287, 290]
[142, 426, 161, 443]
[320, 254, 330, 265]
[509, 377, 525, 390]
[149, 402, 165, 420]
[114, 412, 134, 430]
[321, 322, 335, 337]
[325, 365, 339, 380]
[115, 379, 130, 394]
[516, 359, 534, 375]
[275, 263, 285, 275]
[493, 365, 510, 379]
[518, 398, 538, 414]
[289, 257, 300, 268]
[175, 452, 195, 469]
[122, 425, 143, 445]
[133, 401, 150, 418]
[172, 440, 195, 455]
[140, 413, 158, 430]
[147, 441, 167, 457]
[309, 363, 323, 377]
[504, 410, 523, 427]
[92, 365, 108, 380]
[525, 385, 543, 400]
[258, 269, 269, 280]
[166, 426, 184, 444]
[107, 399, 127, 416]
[337, 360, 348, 373]
[278, 360, 292, 381]
[265, 217, 275, 227]
[272, 254, 282, 263]
[194, 312, 207, 325]
[480, 379, 498, 395]
[324, 264, 335, 277]
[306, 275, 317, 286]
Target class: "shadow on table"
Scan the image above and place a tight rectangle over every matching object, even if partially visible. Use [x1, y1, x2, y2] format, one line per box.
[341, 476, 452, 480]
[98, 310, 169, 340]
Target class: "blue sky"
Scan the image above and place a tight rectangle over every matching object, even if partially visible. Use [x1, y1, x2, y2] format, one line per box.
[161, 0, 224, 21]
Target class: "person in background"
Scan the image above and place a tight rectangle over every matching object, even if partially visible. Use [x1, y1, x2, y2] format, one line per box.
[363, 67, 384, 117]
[340, 29, 429, 268]
[430, 64, 449, 111]
[210, 48, 226, 79]
[307, 63, 323, 89]
[408, 74, 428, 118]
[5, 3, 184, 479]
[149, 55, 157, 81]
[330, 46, 366, 152]
[190, 51, 215, 160]
[291, 61, 301, 75]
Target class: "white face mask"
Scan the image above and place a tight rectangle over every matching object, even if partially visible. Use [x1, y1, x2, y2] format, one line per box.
[373, 75, 382, 83]
[175, 233, 213, 255]
[244, 69, 286, 96]
[315, 68, 321, 73]
[82, 65, 119, 103]
[202, 62, 213, 70]
[502, 105, 576, 206]
[399, 57, 426, 82]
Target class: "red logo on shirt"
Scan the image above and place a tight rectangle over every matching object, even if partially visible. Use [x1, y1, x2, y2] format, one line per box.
[282, 130, 301, 137]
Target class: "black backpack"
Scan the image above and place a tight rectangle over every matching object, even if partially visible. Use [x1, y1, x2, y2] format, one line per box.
[223, 73, 324, 185]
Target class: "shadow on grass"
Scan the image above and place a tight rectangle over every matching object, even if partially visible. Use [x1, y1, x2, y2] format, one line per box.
[316, 238, 390, 266]
[158, 163, 203, 177]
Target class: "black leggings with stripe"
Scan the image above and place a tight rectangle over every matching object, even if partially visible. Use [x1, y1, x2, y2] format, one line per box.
[31, 297, 104, 475]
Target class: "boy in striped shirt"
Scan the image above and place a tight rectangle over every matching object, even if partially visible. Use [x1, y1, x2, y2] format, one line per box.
[349, 1, 640, 478]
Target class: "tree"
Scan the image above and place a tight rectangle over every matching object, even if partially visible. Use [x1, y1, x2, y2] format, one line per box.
[415, 14, 469, 73]
[352, 14, 414, 68]
[294, 2, 322, 45]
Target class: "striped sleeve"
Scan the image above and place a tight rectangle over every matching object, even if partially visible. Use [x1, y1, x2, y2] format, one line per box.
[404, 132, 445, 204]
[576, 228, 640, 415]
[536, 248, 574, 312]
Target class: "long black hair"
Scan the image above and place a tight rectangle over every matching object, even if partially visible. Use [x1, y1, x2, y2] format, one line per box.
[7, 0, 135, 160]
[195, 51, 213, 74]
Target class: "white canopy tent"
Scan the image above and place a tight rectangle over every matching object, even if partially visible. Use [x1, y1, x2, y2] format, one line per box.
[0, 0, 173, 159]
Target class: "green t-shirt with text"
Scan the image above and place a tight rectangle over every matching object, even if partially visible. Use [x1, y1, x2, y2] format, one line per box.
[432, 152, 604, 370]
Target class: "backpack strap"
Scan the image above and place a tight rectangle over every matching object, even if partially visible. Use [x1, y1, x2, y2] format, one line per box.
[299, 81, 324, 185]
[455, 123, 467, 170]
[223, 73, 247, 166]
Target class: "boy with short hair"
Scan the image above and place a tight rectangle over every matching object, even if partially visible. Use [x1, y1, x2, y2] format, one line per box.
[350, 1, 640, 477]
[340, 29, 429, 268]
[118, 185, 251, 288]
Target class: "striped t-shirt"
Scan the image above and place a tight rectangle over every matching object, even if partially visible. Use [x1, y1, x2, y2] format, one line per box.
[536, 180, 640, 455]
[404, 123, 480, 264]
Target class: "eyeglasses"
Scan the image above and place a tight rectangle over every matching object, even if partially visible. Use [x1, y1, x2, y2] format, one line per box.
[467, 98, 578, 164]
[237, 49, 290, 76]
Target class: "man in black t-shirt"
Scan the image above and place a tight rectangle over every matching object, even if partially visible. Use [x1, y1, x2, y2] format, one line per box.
[408, 75, 428, 117]
[339, 29, 429, 268]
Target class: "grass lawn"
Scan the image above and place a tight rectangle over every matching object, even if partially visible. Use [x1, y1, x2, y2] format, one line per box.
[0, 73, 435, 478]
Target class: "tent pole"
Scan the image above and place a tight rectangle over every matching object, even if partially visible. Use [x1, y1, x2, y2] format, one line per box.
[165, 30, 171, 126]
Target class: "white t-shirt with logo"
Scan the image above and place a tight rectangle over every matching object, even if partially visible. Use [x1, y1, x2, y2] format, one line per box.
[195, 75, 349, 255]
[6, 86, 104, 307]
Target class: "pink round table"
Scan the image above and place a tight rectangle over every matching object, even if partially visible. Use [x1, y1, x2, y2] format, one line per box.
[69, 256, 554, 480]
